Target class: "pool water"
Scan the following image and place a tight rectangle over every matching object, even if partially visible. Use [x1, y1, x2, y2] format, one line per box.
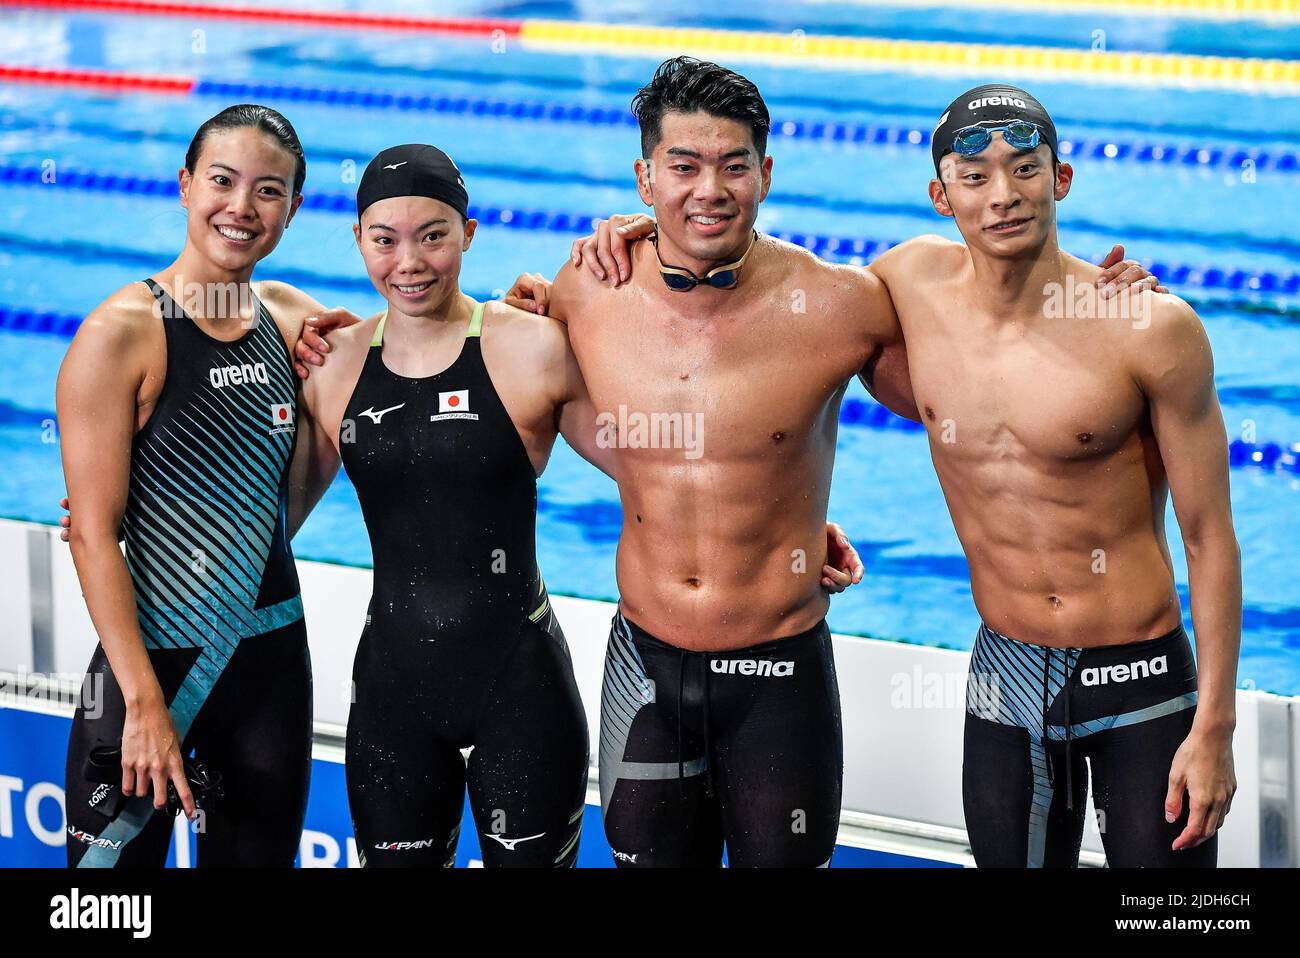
[1, 1, 1297, 693]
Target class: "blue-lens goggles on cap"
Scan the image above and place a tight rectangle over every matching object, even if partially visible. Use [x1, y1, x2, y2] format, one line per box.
[931, 84, 1059, 174]
[951, 119, 1042, 158]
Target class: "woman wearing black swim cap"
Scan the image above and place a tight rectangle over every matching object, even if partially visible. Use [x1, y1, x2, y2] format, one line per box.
[295, 143, 616, 867]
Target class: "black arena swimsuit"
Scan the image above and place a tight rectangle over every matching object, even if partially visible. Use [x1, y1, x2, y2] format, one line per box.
[66, 279, 311, 868]
[963, 621, 1215, 868]
[599, 612, 844, 867]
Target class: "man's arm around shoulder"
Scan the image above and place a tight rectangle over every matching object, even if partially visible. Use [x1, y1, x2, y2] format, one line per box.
[829, 259, 921, 422]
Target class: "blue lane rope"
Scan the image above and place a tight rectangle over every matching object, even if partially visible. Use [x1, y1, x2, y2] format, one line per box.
[187, 79, 1298, 175]
[0, 307, 1295, 476]
[3, 164, 1298, 297]
[0, 114, 1288, 255]
[0, 228, 1294, 328]
[195, 50, 1300, 148]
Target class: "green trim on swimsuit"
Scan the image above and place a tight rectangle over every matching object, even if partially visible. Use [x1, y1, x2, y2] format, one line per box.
[369, 301, 483, 347]
[528, 574, 549, 622]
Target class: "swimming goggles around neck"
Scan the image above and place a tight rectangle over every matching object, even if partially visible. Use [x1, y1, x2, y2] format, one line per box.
[652, 230, 758, 292]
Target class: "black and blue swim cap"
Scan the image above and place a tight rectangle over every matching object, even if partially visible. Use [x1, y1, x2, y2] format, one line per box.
[356, 144, 469, 220]
[931, 84, 1059, 175]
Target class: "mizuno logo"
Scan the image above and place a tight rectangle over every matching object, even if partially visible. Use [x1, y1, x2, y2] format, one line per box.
[1080, 655, 1168, 687]
[383, 161, 408, 170]
[209, 361, 269, 389]
[358, 403, 406, 424]
[710, 658, 794, 677]
[483, 832, 545, 851]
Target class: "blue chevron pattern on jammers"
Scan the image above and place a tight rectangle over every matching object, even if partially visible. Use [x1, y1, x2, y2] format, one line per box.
[966, 624, 1197, 742]
[598, 614, 708, 812]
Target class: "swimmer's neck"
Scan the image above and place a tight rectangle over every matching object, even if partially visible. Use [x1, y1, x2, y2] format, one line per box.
[633, 232, 762, 307]
[965, 235, 1069, 322]
[648, 224, 758, 277]
[382, 289, 476, 340]
[154, 250, 258, 325]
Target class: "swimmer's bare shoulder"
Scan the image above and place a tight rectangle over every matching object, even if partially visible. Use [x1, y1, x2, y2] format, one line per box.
[547, 253, 622, 329]
[1120, 288, 1210, 378]
[80, 281, 163, 342]
[777, 236, 922, 418]
[786, 237, 898, 346]
[869, 233, 966, 290]
[60, 282, 165, 409]
[483, 298, 567, 355]
[758, 232, 821, 284]
[254, 280, 327, 352]
[301, 309, 383, 436]
[1060, 253, 1191, 348]
[481, 298, 571, 403]
[313, 309, 381, 377]
[57, 284, 170, 542]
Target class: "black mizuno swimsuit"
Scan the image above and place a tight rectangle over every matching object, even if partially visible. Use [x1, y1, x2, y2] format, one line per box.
[341, 301, 588, 867]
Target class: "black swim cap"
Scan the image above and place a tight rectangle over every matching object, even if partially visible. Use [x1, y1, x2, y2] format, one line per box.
[356, 144, 469, 220]
[931, 84, 1059, 176]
